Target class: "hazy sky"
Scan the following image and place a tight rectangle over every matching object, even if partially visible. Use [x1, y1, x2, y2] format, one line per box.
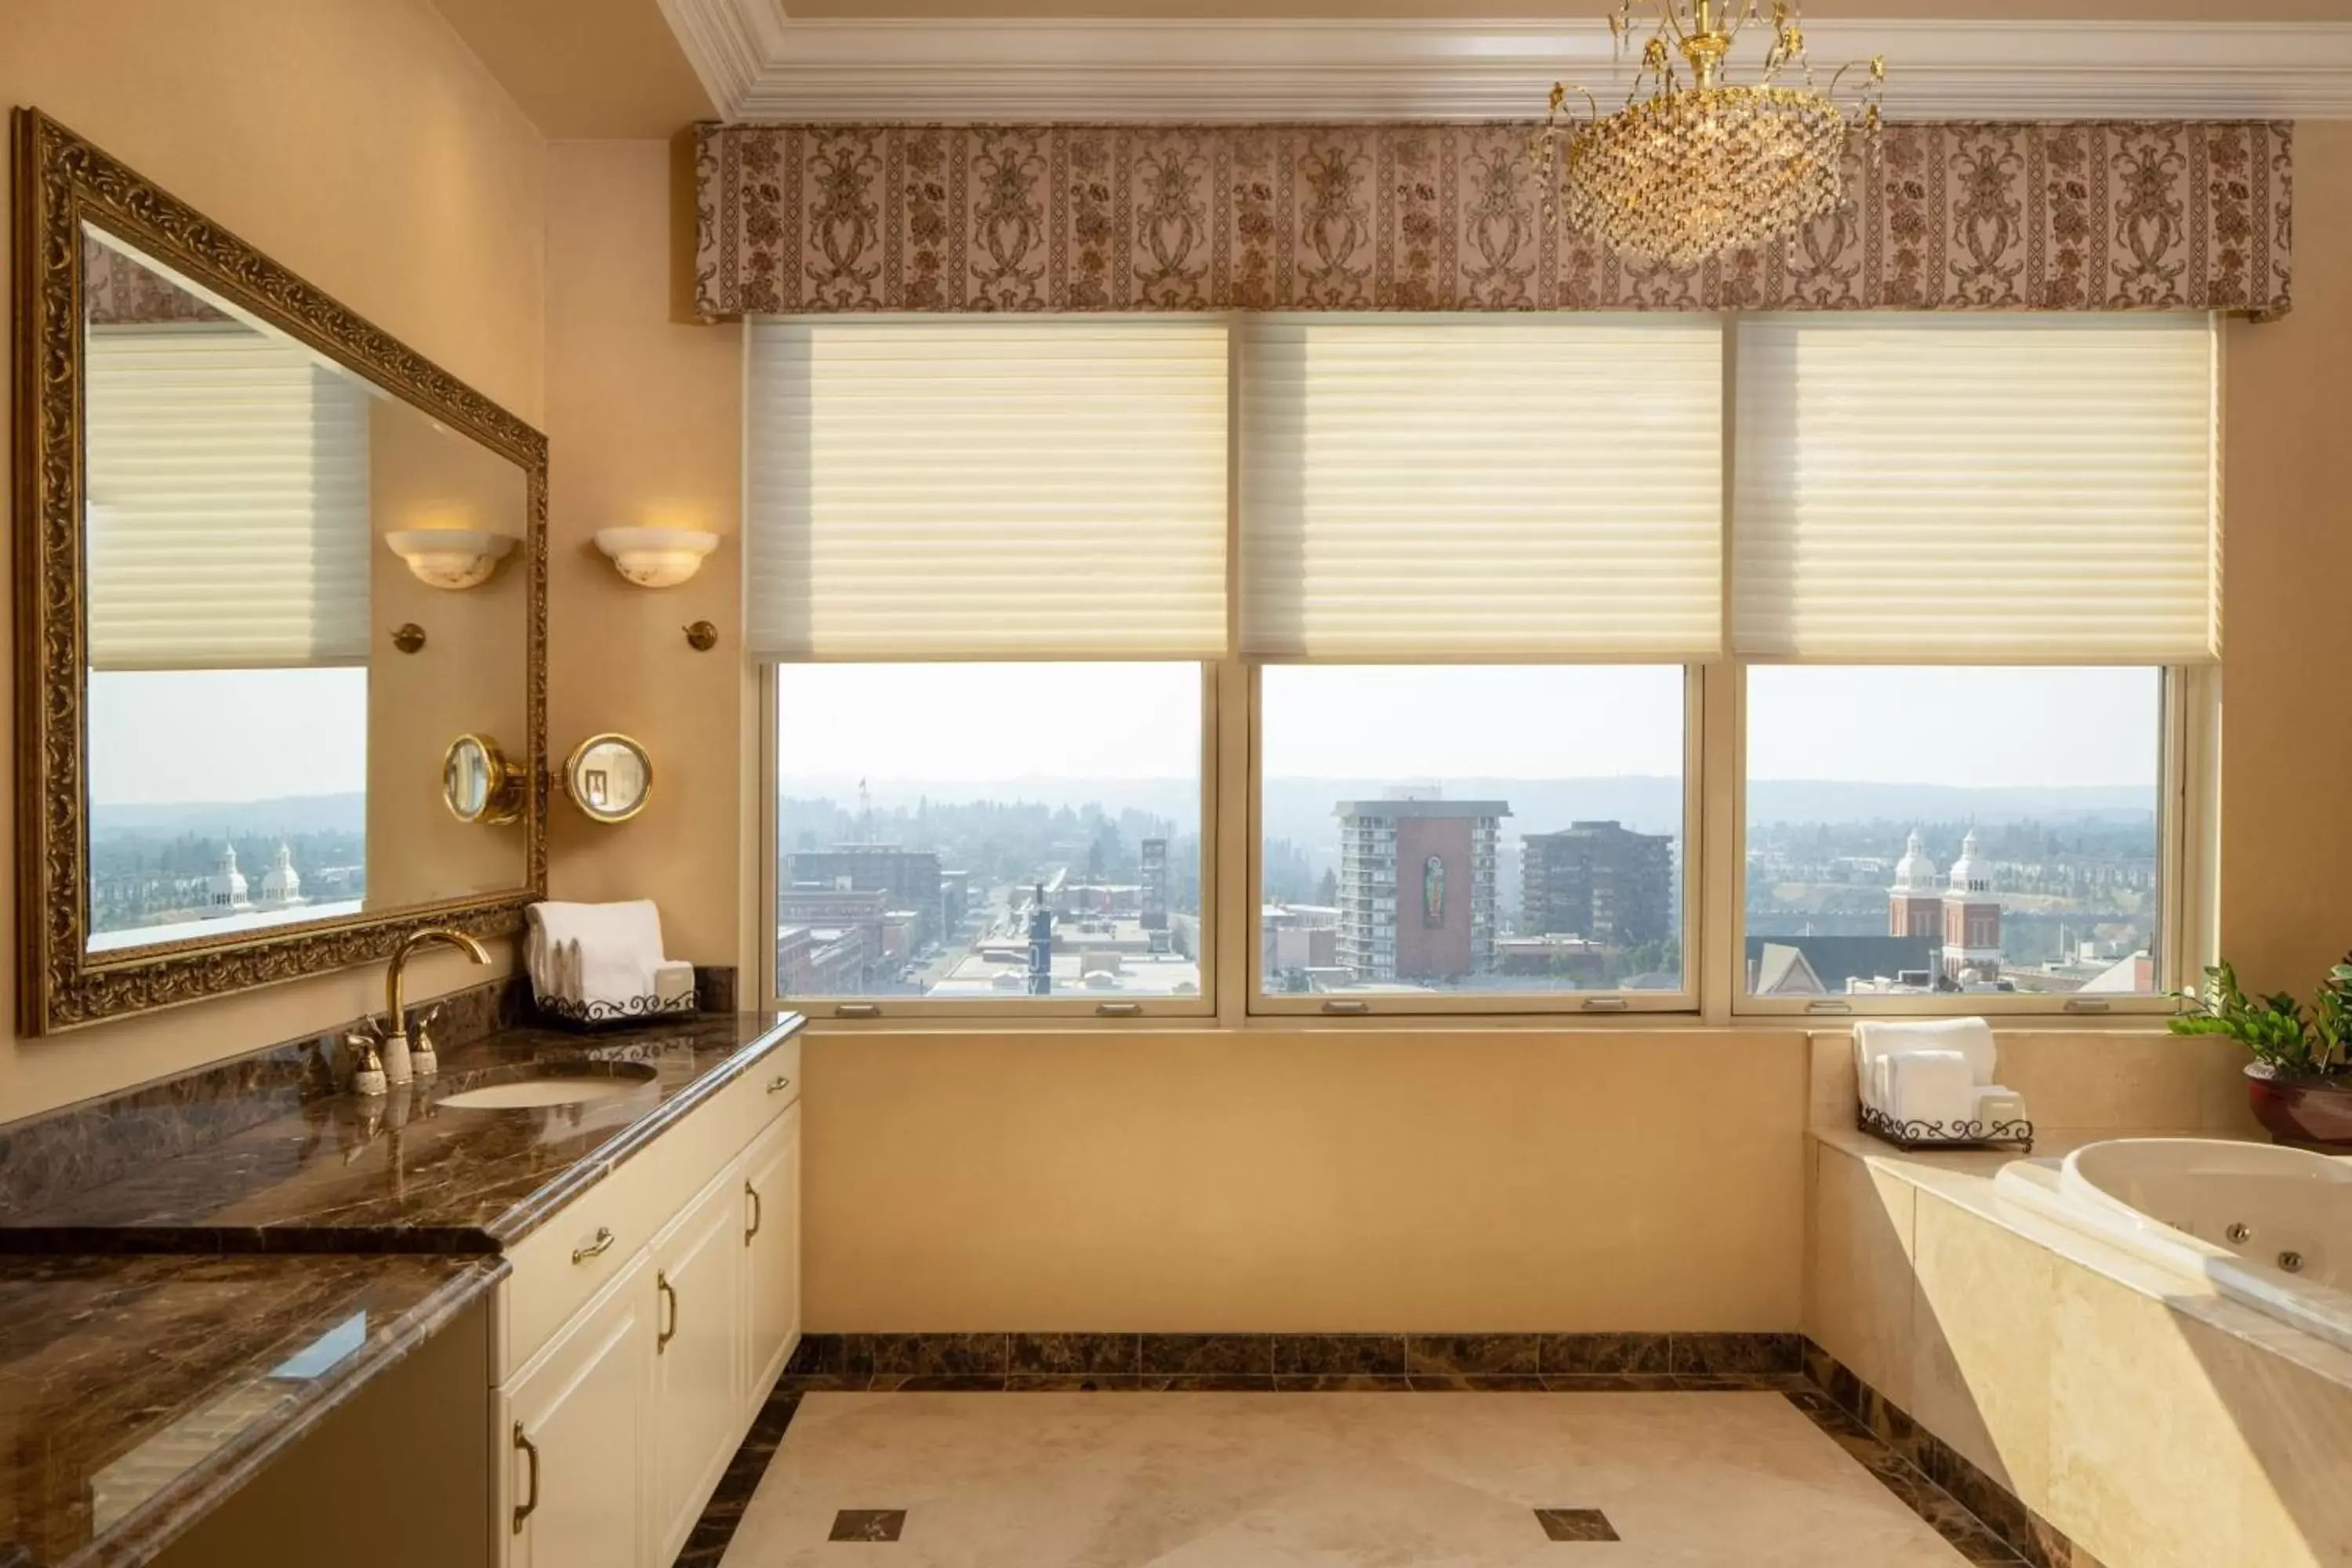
[92, 660, 2161, 809]
[89, 668, 368, 806]
[778, 663, 2162, 789]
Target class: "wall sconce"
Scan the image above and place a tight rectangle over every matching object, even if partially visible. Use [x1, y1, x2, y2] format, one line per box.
[386, 528, 517, 590]
[594, 528, 719, 589]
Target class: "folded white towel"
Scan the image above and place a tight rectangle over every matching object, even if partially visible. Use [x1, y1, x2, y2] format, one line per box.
[1886, 1049, 1976, 1129]
[524, 900, 670, 1008]
[1853, 1017, 1998, 1100]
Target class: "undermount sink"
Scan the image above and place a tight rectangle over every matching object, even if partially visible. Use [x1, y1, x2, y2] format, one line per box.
[436, 1060, 659, 1111]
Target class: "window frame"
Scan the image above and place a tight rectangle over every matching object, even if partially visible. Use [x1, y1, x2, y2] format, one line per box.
[759, 659, 1224, 1022]
[755, 311, 2219, 1028]
[1722, 663, 2209, 1021]
[1243, 662, 1706, 1018]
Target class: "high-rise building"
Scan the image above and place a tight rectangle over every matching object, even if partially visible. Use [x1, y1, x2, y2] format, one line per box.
[1333, 793, 1508, 983]
[1139, 837, 1169, 931]
[1519, 822, 1673, 947]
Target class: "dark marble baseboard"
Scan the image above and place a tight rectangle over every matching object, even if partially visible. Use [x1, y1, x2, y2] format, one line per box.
[1803, 1340, 2103, 1568]
[783, 1331, 1804, 1387]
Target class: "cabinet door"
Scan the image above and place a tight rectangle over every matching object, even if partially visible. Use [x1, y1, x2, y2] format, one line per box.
[505, 1255, 653, 1568]
[651, 1165, 746, 1563]
[742, 1101, 804, 1410]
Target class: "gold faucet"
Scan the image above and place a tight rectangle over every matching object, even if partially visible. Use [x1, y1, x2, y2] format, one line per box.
[387, 927, 491, 1036]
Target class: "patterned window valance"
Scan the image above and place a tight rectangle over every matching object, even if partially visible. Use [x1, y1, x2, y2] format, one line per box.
[694, 120, 2290, 321]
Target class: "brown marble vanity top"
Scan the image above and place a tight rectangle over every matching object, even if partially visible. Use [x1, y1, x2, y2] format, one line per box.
[0, 1011, 804, 1254]
[0, 1251, 503, 1568]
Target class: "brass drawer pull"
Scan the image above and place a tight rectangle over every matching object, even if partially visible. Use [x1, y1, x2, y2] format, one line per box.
[571, 1226, 615, 1265]
[511, 1423, 539, 1534]
[657, 1270, 677, 1352]
[767, 1074, 792, 1094]
[745, 1180, 763, 1244]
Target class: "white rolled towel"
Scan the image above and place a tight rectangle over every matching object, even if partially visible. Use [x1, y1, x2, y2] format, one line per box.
[1886, 1049, 1976, 1129]
[1853, 1017, 1997, 1106]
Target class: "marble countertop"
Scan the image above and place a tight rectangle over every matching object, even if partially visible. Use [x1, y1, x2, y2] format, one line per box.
[0, 1011, 803, 1253]
[0, 1251, 504, 1568]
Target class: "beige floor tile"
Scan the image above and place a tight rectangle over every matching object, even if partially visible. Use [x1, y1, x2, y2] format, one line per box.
[721, 1392, 1975, 1566]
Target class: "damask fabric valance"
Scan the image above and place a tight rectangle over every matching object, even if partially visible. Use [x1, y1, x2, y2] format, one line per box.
[693, 119, 2291, 320]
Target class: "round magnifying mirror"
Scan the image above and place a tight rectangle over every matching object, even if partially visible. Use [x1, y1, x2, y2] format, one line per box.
[442, 734, 525, 826]
[564, 733, 652, 824]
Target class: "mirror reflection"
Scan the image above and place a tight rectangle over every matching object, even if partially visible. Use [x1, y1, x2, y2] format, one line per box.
[564, 734, 652, 823]
[82, 226, 532, 955]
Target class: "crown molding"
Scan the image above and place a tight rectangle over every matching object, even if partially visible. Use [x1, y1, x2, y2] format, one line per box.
[659, 9, 2352, 123]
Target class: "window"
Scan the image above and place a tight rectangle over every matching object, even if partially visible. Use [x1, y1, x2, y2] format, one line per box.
[1744, 667, 2169, 1005]
[1258, 666, 1689, 1007]
[772, 664, 1207, 1010]
[747, 311, 2220, 1021]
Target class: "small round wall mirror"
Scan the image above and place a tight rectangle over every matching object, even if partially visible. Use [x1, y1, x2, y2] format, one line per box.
[441, 734, 527, 826]
[564, 733, 652, 824]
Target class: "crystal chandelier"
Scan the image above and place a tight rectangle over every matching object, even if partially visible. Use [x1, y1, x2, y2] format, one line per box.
[1536, 0, 1886, 269]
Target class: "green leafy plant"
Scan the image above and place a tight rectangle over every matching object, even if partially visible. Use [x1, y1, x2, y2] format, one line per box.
[2171, 954, 2352, 1076]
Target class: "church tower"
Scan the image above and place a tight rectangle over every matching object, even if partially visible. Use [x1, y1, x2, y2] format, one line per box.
[1940, 829, 2003, 984]
[1887, 829, 1941, 940]
[205, 837, 252, 916]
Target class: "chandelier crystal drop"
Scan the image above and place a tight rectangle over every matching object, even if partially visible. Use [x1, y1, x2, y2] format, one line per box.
[1536, 0, 1886, 269]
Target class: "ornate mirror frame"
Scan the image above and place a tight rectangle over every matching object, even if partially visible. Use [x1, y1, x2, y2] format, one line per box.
[11, 111, 549, 1033]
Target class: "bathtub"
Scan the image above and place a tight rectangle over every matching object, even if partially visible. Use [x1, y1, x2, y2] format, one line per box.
[1993, 1138, 2352, 1352]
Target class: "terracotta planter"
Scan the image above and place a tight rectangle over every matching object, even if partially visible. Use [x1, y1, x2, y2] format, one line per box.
[2245, 1062, 2352, 1149]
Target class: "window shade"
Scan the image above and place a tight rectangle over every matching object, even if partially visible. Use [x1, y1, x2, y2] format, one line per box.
[1238, 316, 1723, 661]
[746, 319, 1229, 659]
[85, 325, 371, 672]
[1733, 315, 2218, 663]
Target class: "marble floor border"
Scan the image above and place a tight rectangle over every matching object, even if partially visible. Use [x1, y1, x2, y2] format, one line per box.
[673, 1333, 2034, 1568]
[1802, 1339, 2106, 1568]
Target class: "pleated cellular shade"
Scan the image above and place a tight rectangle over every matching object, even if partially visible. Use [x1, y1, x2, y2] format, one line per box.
[84, 326, 372, 672]
[1238, 316, 1724, 661]
[746, 320, 1230, 659]
[1733, 314, 2218, 663]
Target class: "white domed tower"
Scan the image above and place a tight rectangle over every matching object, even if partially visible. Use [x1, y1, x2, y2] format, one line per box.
[205, 837, 252, 916]
[258, 838, 306, 909]
[1940, 829, 2002, 983]
[1887, 829, 1941, 940]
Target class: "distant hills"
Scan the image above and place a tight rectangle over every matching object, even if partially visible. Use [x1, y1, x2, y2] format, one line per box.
[93, 791, 366, 839]
[779, 774, 2155, 851]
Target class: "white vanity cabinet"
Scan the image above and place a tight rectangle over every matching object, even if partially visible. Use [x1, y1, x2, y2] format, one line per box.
[740, 1101, 803, 1413]
[503, 1253, 655, 1568]
[495, 1036, 802, 1568]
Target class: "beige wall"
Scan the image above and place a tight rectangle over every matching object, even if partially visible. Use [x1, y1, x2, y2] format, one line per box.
[0, 0, 545, 1120]
[365, 397, 533, 909]
[804, 1028, 1810, 1331]
[542, 139, 745, 964]
[2220, 118, 2352, 999]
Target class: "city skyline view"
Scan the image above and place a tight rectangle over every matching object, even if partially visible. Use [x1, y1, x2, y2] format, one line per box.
[772, 664, 2165, 1003]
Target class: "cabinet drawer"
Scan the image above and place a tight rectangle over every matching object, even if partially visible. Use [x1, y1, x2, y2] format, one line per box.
[503, 1099, 722, 1376]
[727, 1034, 801, 1142]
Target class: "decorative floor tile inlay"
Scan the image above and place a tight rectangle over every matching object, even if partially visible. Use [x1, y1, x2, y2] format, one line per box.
[1534, 1508, 1621, 1542]
[828, 1508, 906, 1543]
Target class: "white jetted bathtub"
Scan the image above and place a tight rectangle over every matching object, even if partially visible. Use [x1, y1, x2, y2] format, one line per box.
[1994, 1138, 2352, 1352]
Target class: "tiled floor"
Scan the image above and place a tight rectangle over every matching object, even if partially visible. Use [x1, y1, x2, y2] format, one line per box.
[708, 1389, 2003, 1566]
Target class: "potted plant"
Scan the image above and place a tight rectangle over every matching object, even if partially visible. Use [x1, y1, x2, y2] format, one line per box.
[2172, 956, 2352, 1148]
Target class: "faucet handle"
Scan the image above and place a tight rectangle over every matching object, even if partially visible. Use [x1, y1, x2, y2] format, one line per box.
[413, 1004, 443, 1054]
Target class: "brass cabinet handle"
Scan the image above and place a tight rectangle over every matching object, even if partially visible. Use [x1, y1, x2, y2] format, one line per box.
[657, 1270, 677, 1352]
[571, 1226, 615, 1265]
[744, 1180, 763, 1244]
[511, 1423, 539, 1534]
[767, 1074, 792, 1094]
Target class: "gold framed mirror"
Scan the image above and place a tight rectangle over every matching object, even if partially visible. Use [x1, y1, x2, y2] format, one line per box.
[12, 111, 548, 1033]
[443, 735, 529, 827]
[562, 734, 653, 824]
